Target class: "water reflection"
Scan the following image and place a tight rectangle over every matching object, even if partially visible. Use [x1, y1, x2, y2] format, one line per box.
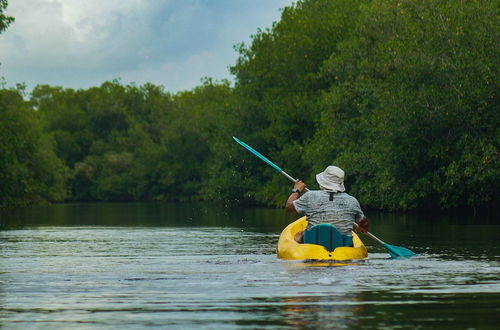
[0, 202, 295, 231]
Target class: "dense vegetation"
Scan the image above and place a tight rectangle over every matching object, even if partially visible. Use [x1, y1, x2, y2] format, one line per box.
[1, 0, 498, 211]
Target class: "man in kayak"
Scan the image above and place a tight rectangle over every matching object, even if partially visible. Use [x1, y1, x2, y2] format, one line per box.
[285, 165, 369, 243]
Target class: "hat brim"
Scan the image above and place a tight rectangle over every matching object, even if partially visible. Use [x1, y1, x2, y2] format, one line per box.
[316, 172, 345, 192]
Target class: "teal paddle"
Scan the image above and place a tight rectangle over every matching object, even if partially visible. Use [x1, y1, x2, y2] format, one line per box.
[232, 137, 300, 185]
[233, 136, 416, 258]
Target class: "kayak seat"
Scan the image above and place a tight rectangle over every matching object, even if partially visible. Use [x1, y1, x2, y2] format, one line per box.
[303, 224, 353, 252]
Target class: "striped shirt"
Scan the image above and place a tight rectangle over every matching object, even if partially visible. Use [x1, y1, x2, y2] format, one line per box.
[293, 190, 364, 236]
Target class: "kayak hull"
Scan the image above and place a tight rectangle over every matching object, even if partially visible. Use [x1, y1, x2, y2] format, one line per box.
[277, 217, 368, 261]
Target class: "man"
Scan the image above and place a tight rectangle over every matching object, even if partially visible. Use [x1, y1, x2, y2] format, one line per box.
[285, 165, 369, 243]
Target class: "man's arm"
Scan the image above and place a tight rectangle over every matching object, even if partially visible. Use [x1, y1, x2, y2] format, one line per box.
[354, 216, 369, 233]
[285, 180, 306, 213]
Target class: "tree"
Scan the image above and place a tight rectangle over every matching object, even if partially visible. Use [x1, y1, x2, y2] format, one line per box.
[0, 0, 14, 35]
[306, 0, 499, 210]
[0, 89, 68, 207]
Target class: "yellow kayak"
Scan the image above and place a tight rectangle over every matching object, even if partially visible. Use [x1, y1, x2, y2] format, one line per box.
[277, 217, 368, 261]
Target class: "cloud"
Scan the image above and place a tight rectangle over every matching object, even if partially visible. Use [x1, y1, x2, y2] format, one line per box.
[0, 0, 293, 92]
[2, 0, 153, 70]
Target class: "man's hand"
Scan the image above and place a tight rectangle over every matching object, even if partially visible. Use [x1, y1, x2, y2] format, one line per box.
[355, 217, 369, 233]
[294, 180, 306, 193]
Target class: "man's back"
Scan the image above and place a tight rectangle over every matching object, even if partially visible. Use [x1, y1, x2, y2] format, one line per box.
[293, 190, 364, 236]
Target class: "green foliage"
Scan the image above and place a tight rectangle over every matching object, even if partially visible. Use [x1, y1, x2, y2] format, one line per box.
[0, 0, 497, 212]
[33, 82, 178, 202]
[0, 0, 14, 34]
[0, 89, 68, 207]
[229, 0, 366, 206]
[20, 79, 239, 204]
[304, 0, 499, 210]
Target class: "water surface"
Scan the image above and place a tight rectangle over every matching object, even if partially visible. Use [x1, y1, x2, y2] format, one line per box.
[1, 203, 499, 329]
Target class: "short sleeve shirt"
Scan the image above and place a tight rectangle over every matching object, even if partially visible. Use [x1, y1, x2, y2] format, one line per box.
[293, 190, 364, 236]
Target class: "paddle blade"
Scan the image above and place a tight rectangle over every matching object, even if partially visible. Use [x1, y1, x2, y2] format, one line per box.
[383, 243, 416, 258]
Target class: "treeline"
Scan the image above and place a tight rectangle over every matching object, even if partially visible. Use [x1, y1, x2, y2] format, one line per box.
[1, 0, 498, 211]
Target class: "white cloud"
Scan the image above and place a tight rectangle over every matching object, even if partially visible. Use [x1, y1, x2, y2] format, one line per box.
[2, 0, 152, 69]
[0, 0, 293, 92]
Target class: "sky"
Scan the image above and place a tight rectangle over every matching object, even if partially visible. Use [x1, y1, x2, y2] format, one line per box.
[0, 0, 294, 93]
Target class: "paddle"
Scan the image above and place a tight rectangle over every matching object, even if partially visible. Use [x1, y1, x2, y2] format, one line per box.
[232, 137, 303, 187]
[232, 136, 416, 258]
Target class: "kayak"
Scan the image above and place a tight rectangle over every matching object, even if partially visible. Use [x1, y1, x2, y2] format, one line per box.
[277, 217, 368, 261]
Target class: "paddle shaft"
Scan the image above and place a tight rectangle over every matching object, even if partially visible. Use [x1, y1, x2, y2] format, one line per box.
[280, 170, 310, 192]
[233, 137, 310, 192]
[353, 222, 384, 245]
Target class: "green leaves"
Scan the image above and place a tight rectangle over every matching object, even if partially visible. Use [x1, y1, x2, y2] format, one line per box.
[0, 89, 68, 207]
[303, 0, 498, 210]
[0, 0, 14, 34]
[27, 79, 238, 204]
[1, 0, 497, 211]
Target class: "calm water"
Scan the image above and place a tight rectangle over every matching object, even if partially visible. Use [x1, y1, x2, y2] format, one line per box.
[0, 203, 499, 329]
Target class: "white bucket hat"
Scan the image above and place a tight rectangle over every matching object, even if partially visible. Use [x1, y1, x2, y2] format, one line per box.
[316, 166, 346, 192]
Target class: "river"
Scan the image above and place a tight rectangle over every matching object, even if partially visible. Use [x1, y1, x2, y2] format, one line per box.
[0, 203, 499, 329]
